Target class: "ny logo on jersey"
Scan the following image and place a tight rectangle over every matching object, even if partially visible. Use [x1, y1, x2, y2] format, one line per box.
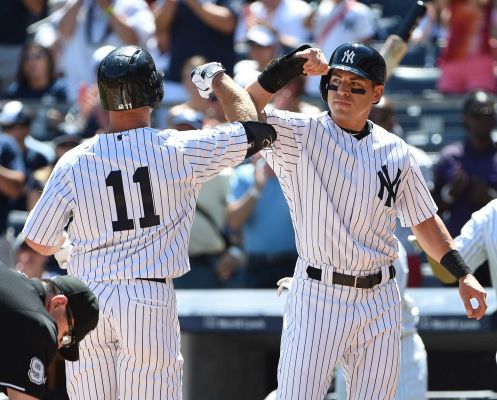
[341, 50, 355, 64]
[377, 165, 401, 207]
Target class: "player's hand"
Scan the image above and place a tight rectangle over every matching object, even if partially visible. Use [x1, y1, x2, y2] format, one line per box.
[54, 232, 74, 270]
[191, 62, 226, 99]
[295, 48, 330, 76]
[458, 274, 487, 320]
[276, 277, 293, 296]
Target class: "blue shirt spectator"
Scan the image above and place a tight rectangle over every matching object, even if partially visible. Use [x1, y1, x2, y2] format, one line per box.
[227, 156, 297, 288]
[0, 132, 25, 268]
[157, 0, 242, 83]
[2, 41, 67, 103]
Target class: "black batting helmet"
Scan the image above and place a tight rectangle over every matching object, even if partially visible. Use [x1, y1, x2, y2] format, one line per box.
[320, 42, 386, 104]
[97, 46, 164, 111]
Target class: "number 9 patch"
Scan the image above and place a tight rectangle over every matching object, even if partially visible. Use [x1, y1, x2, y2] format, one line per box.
[28, 357, 46, 385]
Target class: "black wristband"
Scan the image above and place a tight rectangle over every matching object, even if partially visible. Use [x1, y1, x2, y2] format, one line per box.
[440, 249, 473, 279]
[257, 44, 311, 94]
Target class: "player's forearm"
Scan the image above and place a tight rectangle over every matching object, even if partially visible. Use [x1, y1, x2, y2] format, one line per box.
[212, 74, 258, 122]
[0, 166, 25, 198]
[245, 81, 271, 122]
[25, 235, 67, 256]
[411, 215, 455, 263]
[184, 0, 237, 34]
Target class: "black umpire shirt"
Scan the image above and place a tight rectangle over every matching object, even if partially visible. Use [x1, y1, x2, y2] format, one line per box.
[0, 267, 58, 398]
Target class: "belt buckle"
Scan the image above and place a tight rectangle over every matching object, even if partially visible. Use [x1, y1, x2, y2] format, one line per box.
[354, 275, 359, 288]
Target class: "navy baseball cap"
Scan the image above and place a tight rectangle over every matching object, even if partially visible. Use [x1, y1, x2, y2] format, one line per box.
[51, 275, 99, 361]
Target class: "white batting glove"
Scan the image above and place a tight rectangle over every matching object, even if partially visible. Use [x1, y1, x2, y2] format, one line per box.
[276, 277, 293, 296]
[191, 62, 226, 99]
[54, 232, 74, 270]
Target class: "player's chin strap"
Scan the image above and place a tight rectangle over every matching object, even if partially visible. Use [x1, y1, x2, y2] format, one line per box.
[241, 121, 277, 159]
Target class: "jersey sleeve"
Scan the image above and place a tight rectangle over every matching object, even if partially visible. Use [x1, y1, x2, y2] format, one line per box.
[23, 161, 75, 246]
[395, 152, 438, 227]
[164, 122, 247, 184]
[455, 202, 492, 272]
[263, 107, 303, 170]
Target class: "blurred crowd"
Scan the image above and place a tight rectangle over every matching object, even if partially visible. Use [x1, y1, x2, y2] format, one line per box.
[1, 0, 497, 290]
[1, 0, 497, 399]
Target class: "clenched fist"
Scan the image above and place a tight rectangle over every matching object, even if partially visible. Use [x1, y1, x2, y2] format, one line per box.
[191, 62, 226, 99]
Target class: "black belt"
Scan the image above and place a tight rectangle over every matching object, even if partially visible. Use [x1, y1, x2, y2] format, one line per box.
[306, 265, 396, 289]
[136, 278, 166, 283]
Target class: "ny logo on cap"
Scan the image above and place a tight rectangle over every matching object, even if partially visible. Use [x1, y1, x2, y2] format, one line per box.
[341, 50, 355, 64]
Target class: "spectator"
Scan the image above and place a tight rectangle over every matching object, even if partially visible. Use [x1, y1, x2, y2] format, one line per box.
[0, 132, 25, 268]
[435, 0, 496, 94]
[271, 75, 323, 114]
[15, 234, 50, 279]
[171, 110, 238, 288]
[0, 100, 53, 211]
[304, 0, 377, 97]
[235, 0, 312, 50]
[156, 0, 241, 102]
[52, 0, 155, 101]
[0, 0, 45, 92]
[2, 41, 67, 103]
[61, 45, 115, 138]
[226, 154, 297, 288]
[233, 24, 280, 87]
[167, 56, 226, 128]
[30, 133, 83, 210]
[433, 90, 497, 237]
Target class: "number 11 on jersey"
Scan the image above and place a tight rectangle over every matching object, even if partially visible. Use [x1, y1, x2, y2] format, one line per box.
[106, 166, 161, 232]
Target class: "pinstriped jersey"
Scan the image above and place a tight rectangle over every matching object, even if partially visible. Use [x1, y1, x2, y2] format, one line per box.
[262, 108, 437, 273]
[23, 124, 247, 281]
[455, 199, 497, 300]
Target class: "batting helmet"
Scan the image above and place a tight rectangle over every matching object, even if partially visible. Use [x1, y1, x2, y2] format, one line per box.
[320, 42, 386, 104]
[97, 45, 164, 111]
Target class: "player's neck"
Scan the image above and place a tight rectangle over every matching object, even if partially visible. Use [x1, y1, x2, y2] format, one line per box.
[107, 108, 152, 133]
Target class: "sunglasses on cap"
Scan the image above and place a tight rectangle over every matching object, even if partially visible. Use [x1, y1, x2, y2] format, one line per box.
[52, 284, 76, 347]
[61, 304, 75, 347]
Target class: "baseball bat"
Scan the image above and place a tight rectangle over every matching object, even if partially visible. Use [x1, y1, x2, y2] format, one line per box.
[379, 0, 427, 78]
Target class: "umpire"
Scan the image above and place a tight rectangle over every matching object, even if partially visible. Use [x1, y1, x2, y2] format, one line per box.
[0, 264, 99, 400]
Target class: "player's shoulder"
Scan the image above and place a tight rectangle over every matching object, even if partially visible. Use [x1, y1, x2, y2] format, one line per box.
[56, 136, 98, 166]
[370, 121, 406, 145]
[265, 105, 318, 124]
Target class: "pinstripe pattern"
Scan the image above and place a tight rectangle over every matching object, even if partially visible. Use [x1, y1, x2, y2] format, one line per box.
[263, 108, 436, 399]
[23, 124, 247, 281]
[22, 123, 247, 400]
[65, 280, 182, 400]
[335, 242, 428, 400]
[455, 199, 497, 301]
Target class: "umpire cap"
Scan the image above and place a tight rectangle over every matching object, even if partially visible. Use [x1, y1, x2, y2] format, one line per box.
[320, 42, 386, 103]
[97, 45, 164, 111]
[51, 275, 99, 361]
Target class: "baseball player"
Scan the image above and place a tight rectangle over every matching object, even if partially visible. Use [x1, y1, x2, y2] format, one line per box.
[193, 42, 488, 400]
[333, 240, 428, 400]
[22, 45, 276, 400]
[0, 265, 99, 400]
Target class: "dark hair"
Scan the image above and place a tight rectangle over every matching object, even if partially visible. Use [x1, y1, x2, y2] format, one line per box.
[17, 41, 56, 88]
